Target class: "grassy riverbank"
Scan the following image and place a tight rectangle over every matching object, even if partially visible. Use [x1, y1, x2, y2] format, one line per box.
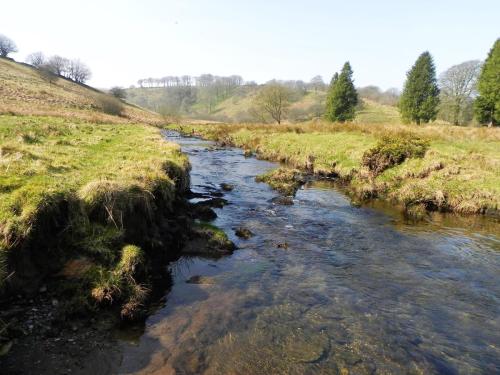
[170, 122, 500, 216]
[0, 115, 190, 317]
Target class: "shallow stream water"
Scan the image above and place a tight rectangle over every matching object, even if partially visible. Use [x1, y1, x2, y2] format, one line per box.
[116, 131, 500, 374]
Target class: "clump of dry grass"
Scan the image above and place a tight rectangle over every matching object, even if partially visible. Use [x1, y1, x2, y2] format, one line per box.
[78, 180, 155, 228]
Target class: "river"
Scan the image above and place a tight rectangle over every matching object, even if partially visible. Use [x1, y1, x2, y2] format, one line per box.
[116, 131, 500, 374]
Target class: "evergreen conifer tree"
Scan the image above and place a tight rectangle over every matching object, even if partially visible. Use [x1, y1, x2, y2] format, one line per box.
[474, 39, 499, 126]
[399, 52, 440, 124]
[325, 63, 358, 122]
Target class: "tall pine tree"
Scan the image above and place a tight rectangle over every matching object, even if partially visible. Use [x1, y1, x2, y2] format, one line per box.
[399, 52, 440, 124]
[474, 39, 499, 126]
[325, 63, 358, 122]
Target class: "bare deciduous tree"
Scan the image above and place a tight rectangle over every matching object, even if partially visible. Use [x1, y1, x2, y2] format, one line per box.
[310, 75, 325, 92]
[67, 59, 91, 83]
[38, 65, 58, 84]
[439, 60, 482, 125]
[26, 52, 46, 67]
[0, 34, 18, 57]
[47, 55, 69, 76]
[254, 84, 292, 124]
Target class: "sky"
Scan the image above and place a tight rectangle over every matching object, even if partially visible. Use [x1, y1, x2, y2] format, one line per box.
[2, 0, 499, 90]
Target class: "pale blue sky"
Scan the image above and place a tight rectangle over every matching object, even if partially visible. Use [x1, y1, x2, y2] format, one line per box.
[2, 0, 499, 89]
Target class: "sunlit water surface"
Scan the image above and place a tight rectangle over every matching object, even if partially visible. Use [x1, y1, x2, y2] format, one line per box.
[116, 132, 500, 375]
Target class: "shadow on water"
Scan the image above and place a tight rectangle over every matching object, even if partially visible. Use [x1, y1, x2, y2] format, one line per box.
[115, 131, 500, 375]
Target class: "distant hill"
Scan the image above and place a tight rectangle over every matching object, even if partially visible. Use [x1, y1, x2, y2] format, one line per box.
[0, 57, 161, 125]
[125, 84, 402, 124]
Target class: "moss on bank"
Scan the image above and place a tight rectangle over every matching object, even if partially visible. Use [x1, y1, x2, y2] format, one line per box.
[0, 115, 190, 318]
[169, 122, 500, 215]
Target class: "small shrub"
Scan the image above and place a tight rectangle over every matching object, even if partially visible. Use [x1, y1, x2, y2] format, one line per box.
[362, 136, 429, 175]
[109, 86, 127, 100]
[96, 94, 124, 116]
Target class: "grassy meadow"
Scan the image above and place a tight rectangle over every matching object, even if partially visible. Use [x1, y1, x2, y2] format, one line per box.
[170, 121, 500, 216]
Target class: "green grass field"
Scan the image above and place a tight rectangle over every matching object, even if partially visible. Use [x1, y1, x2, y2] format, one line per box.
[0, 115, 187, 246]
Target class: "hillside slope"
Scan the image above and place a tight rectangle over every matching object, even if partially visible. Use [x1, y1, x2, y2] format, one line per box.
[0, 58, 162, 125]
[125, 85, 402, 124]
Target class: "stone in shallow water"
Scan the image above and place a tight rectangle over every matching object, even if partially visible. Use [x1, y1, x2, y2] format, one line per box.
[186, 275, 217, 285]
[220, 183, 235, 191]
[235, 227, 253, 239]
[271, 196, 294, 205]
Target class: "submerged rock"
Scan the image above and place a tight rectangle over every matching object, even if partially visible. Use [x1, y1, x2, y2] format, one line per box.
[271, 196, 294, 206]
[196, 197, 229, 208]
[186, 275, 217, 285]
[192, 204, 217, 221]
[182, 223, 235, 257]
[276, 242, 289, 249]
[220, 183, 234, 191]
[235, 227, 253, 239]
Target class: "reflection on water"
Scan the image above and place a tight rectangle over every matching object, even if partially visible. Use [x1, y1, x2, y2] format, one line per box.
[117, 132, 500, 375]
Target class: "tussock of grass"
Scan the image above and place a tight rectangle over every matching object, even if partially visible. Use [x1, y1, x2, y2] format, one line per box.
[116, 245, 144, 275]
[256, 167, 306, 196]
[170, 121, 499, 215]
[90, 244, 148, 319]
[362, 136, 428, 175]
